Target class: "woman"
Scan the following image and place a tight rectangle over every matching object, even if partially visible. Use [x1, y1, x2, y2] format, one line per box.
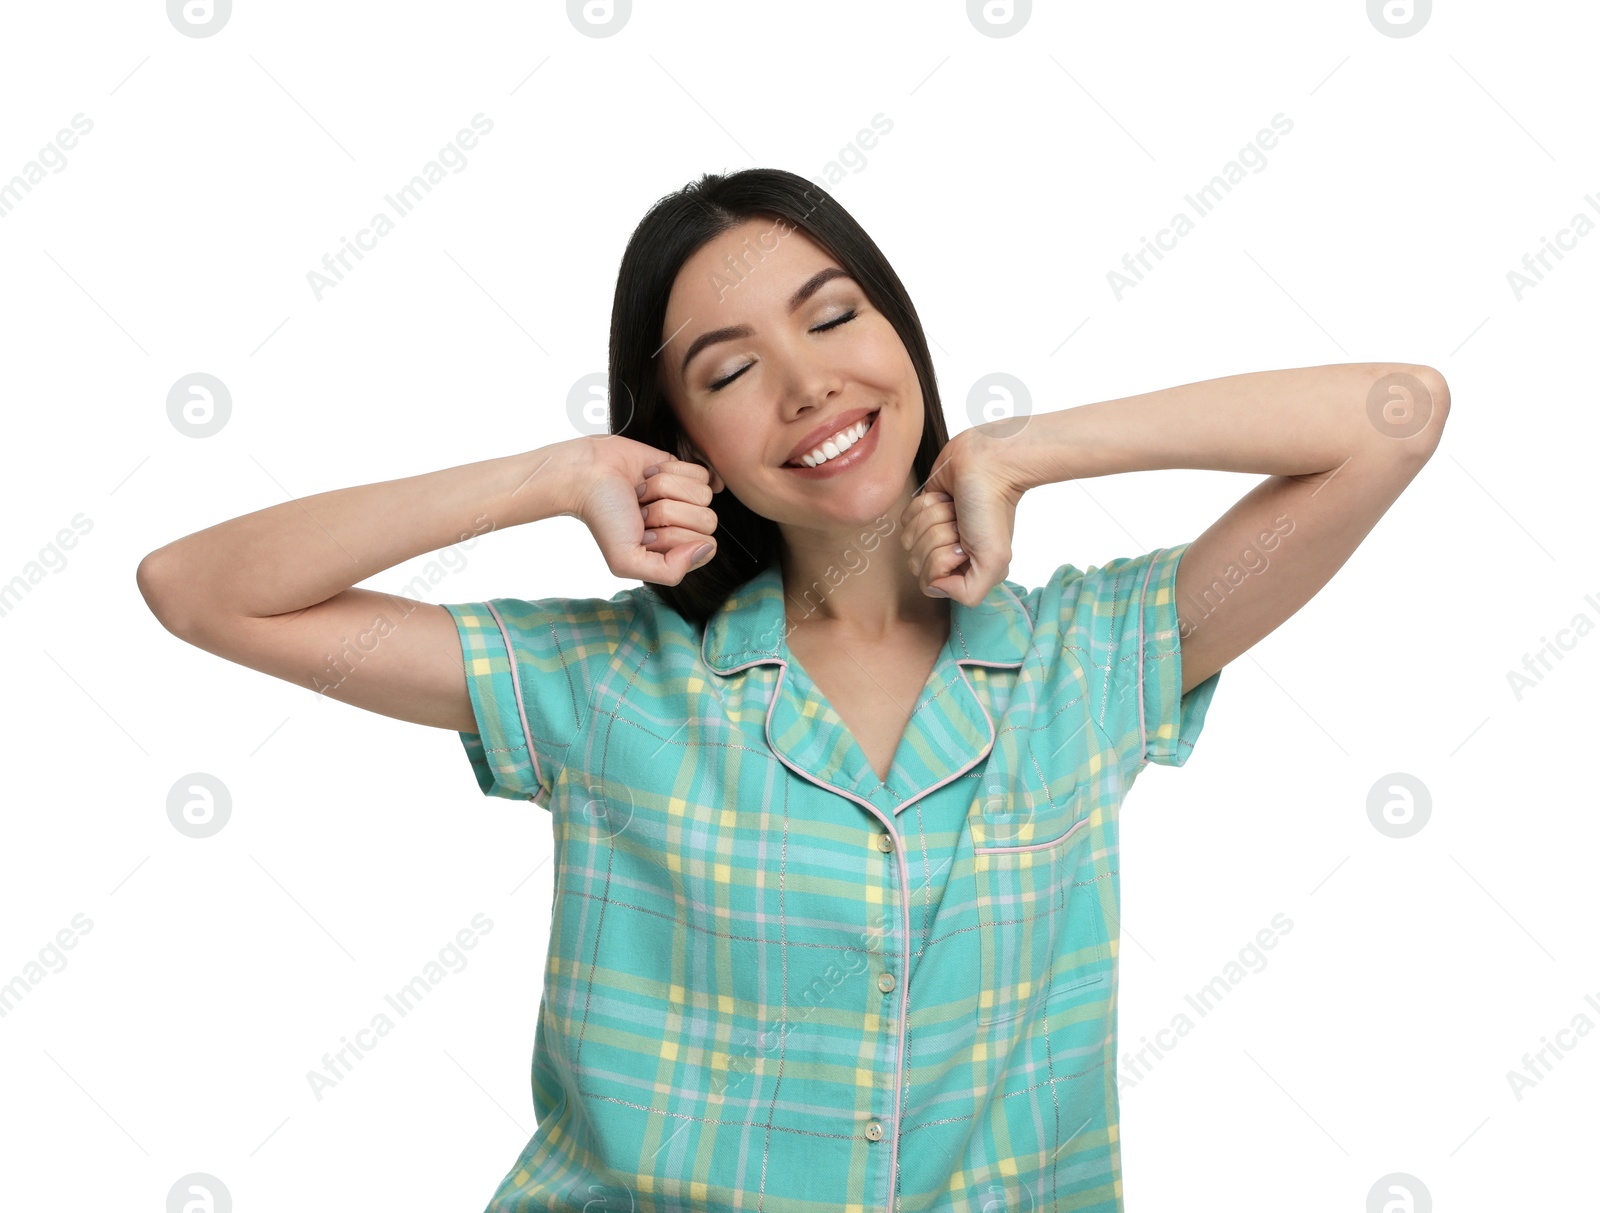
[138, 168, 1449, 1211]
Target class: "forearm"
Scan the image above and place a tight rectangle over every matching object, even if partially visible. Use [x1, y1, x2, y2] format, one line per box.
[138, 443, 578, 626]
[1000, 362, 1442, 489]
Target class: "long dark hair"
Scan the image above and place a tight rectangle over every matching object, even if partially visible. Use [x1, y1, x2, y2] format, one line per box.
[606, 167, 949, 629]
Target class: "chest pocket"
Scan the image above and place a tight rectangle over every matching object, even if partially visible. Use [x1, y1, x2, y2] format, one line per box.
[970, 785, 1111, 1027]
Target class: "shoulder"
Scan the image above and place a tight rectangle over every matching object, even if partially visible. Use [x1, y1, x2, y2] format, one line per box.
[448, 581, 698, 667]
[1023, 548, 1187, 625]
[1000, 562, 1086, 632]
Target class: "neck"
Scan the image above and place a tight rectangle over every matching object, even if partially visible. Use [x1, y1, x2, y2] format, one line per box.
[776, 502, 948, 642]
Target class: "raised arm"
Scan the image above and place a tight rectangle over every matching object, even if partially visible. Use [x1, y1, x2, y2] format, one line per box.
[1000, 362, 1451, 693]
[135, 444, 589, 733]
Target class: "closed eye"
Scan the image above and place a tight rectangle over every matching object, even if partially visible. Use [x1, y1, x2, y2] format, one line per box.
[706, 310, 859, 393]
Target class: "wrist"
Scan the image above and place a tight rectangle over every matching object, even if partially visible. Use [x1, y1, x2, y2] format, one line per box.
[497, 442, 587, 526]
[965, 417, 1049, 498]
[994, 407, 1091, 492]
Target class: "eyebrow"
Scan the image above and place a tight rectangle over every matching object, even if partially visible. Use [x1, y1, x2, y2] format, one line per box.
[677, 266, 856, 380]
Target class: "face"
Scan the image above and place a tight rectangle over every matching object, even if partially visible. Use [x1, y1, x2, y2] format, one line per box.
[658, 216, 925, 532]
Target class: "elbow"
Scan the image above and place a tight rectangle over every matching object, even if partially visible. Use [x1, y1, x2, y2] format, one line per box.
[1413, 363, 1450, 424]
[136, 548, 193, 638]
[1384, 362, 1450, 463]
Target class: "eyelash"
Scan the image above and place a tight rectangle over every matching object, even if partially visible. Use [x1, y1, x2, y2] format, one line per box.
[706, 310, 858, 393]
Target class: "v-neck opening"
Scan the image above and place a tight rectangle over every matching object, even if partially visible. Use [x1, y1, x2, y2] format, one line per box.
[779, 627, 954, 797]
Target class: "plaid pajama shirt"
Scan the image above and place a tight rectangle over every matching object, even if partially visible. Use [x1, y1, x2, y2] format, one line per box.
[444, 542, 1222, 1212]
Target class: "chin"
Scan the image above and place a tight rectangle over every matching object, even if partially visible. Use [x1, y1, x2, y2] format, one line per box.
[801, 472, 911, 529]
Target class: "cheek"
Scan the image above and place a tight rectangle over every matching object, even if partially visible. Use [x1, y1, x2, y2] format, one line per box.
[892, 390, 924, 448]
[860, 340, 906, 384]
[700, 427, 765, 481]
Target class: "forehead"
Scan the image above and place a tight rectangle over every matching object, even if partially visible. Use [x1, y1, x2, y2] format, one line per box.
[662, 218, 841, 339]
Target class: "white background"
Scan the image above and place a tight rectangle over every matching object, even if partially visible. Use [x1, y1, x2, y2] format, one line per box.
[1, 1, 1594, 1209]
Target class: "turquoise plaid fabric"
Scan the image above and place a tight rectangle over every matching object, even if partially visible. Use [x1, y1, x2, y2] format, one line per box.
[443, 542, 1222, 1212]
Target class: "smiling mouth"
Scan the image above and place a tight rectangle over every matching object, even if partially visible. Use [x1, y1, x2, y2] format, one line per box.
[782, 410, 879, 468]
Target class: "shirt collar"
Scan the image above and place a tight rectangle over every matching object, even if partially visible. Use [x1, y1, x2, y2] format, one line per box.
[702, 561, 1034, 674]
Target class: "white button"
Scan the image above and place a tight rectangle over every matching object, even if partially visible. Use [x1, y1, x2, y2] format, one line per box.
[878, 972, 896, 993]
[865, 1119, 884, 1141]
[877, 833, 894, 852]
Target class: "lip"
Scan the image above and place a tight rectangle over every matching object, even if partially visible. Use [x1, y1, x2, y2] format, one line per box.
[781, 406, 880, 468]
[781, 409, 881, 478]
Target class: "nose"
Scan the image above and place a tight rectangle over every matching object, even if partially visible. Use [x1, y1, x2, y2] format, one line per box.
[777, 343, 846, 424]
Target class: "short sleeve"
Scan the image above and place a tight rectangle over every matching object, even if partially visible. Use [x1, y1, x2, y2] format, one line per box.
[440, 592, 638, 807]
[1067, 542, 1222, 777]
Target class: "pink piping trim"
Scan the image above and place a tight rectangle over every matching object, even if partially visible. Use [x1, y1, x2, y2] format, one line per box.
[701, 579, 1030, 1209]
[973, 812, 1089, 855]
[1135, 554, 1159, 765]
[758, 658, 911, 1209]
[484, 601, 545, 796]
[707, 651, 1006, 1212]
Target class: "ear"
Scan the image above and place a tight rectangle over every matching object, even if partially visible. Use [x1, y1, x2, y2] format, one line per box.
[695, 461, 726, 494]
[677, 437, 726, 494]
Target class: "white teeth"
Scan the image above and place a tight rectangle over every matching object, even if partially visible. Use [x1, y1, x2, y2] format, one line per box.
[798, 418, 870, 468]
